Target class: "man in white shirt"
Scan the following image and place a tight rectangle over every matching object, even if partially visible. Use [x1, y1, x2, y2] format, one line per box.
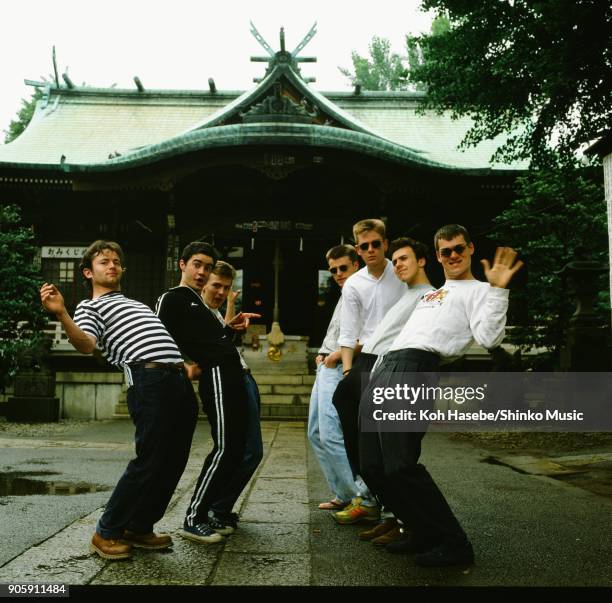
[360, 224, 523, 567]
[308, 245, 363, 511]
[331, 219, 405, 524]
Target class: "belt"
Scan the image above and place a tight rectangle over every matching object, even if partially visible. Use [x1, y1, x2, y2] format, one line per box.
[244, 368, 251, 375]
[129, 361, 185, 373]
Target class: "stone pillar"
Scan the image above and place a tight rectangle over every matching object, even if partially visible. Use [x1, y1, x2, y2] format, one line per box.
[603, 152, 612, 326]
[559, 261, 610, 371]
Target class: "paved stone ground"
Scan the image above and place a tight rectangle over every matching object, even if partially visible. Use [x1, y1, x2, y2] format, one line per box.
[0, 419, 611, 592]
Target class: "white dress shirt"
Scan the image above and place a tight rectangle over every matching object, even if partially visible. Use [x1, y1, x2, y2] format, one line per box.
[338, 259, 406, 349]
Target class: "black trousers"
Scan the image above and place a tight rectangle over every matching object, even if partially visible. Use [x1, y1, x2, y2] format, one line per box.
[183, 362, 249, 527]
[359, 349, 468, 549]
[331, 352, 378, 473]
[98, 366, 198, 538]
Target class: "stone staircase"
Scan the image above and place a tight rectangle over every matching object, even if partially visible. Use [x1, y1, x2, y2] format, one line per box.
[114, 335, 314, 420]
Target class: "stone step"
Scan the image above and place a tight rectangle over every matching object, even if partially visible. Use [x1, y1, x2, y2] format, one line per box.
[260, 404, 308, 419]
[260, 394, 309, 406]
[250, 374, 311, 385]
[114, 396, 310, 419]
[272, 385, 313, 395]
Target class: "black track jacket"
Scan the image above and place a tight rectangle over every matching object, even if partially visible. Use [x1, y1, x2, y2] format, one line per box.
[155, 285, 241, 371]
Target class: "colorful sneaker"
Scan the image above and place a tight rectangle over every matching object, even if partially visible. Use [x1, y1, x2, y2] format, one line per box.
[179, 523, 223, 544]
[333, 497, 380, 525]
[207, 510, 235, 535]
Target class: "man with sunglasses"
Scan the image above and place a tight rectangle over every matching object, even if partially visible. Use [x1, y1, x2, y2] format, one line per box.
[308, 245, 365, 512]
[359, 224, 523, 567]
[331, 219, 405, 524]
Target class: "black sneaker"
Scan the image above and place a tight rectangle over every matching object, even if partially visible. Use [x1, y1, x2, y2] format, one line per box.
[414, 541, 475, 567]
[207, 510, 235, 535]
[218, 511, 239, 530]
[385, 533, 423, 555]
[179, 523, 223, 544]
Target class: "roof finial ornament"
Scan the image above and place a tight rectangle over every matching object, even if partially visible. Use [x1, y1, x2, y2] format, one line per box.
[291, 22, 317, 58]
[250, 21, 275, 57]
[249, 21, 317, 81]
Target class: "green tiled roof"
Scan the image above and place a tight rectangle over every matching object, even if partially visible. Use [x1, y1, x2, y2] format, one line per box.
[0, 64, 527, 173]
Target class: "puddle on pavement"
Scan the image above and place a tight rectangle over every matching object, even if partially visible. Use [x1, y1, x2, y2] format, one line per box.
[481, 456, 612, 501]
[0, 471, 111, 497]
[551, 460, 612, 500]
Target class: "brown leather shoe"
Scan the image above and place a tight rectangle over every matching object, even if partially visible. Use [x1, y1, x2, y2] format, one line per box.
[90, 532, 132, 560]
[372, 525, 403, 546]
[122, 530, 173, 550]
[358, 517, 398, 541]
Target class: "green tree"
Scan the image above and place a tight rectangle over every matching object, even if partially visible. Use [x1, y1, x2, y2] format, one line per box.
[339, 36, 409, 91]
[0, 205, 48, 390]
[409, 0, 611, 167]
[4, 87, 44, 144]
[407, 15, 451, 92]
[488, 167, 609, 354]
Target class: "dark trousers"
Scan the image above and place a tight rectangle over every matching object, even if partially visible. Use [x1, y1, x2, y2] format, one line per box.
[184, 363, 249, 527]
[359, 349, 468, 549]
[97, 367, 198, 539]
[210, 372, 263, 514]
[332, 352, 378, 473]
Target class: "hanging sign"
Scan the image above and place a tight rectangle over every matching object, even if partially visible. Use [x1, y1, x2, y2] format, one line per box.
[42, 246, 87, 259]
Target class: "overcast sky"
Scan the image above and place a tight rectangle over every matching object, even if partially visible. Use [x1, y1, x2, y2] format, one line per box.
[0, 0, 434, 136]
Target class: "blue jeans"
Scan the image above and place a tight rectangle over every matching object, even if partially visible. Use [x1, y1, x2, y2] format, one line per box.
[97, 367, 198, 539]
[209, 372, 263, 514]
[308, 363, 363, 503]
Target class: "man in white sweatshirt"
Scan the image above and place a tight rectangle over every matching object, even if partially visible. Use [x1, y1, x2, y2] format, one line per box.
[360, 224, 523, 567]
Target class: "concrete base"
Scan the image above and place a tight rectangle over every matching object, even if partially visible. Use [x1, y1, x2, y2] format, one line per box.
[6, 396, 60, 422]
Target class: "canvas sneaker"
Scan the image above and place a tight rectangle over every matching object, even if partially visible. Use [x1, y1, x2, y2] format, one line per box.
[333, 497, 380, 525]
[207, 510, 235, 535]
[179, 523, 223, 544]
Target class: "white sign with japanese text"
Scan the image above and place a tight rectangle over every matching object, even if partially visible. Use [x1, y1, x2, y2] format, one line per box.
[41, 246, 87, 259]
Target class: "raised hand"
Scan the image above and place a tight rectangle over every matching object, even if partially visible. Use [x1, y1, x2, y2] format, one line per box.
[227, 312, 262, 331]
[228, 289, 241, 305]
[481, 247, 524, 289]
[40, 283, 66, 316]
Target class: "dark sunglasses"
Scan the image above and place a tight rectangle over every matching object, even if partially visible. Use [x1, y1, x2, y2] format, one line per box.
[358, 239, 383, 251]
[439, 244, 467, 258]
[329, 264, 350, 275]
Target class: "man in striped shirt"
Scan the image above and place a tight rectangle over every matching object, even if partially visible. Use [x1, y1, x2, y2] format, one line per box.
[40, 240, 199, 560]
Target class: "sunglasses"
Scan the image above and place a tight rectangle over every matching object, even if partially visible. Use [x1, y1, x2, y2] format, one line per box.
[438, 244, 467, 258]
[329, 264, 350, 275]
[358, 239, 383, 251]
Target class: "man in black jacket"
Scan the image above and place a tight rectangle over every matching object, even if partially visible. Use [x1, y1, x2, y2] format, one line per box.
[156, 242, 258, 544]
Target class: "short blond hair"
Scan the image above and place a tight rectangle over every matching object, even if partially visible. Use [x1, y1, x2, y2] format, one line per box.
[212, 260, 236, 282]
[352, 218, 386, 242]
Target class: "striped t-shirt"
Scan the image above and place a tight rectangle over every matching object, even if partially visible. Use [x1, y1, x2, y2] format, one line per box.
[74, 291, 183, 369]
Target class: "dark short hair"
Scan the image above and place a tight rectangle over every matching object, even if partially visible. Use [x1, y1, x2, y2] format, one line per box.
[433, 224, 472, 251]
[180, 241, 218, 264]
[326, 244, 359, 263]
[211, 260, 236, 282]
[79, 240, 125, 290]
[389, 236, 428, 261]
